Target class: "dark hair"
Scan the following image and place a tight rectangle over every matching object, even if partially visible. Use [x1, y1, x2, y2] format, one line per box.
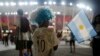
[92, 14, 100, 36]
[17, 9, 23, 16]
[92, 14, 100, 26]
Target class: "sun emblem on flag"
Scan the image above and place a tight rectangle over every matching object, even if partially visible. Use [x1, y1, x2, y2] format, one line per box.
[79, 25, 84, 30]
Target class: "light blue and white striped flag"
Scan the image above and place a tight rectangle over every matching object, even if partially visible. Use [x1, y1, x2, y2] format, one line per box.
[68, 10, 97, 43]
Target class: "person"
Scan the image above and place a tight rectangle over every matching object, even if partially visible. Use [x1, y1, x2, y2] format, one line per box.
[91, 14, 100, 56]
[15, 9, 31, 56]
[29, 7, 59, 56]
[57, 30, 62, 39]
[3, 33, 9, 46]
[69, 32, 75, 53]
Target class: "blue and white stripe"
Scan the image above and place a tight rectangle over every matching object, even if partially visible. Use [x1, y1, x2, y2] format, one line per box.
[68, 10, 97, 43]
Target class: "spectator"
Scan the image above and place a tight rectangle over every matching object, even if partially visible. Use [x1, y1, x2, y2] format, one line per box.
[29, 7, 59, 56]
[16, 9, 30, 56]
[91, 14, 100, 56]
[69, 32, 75, 53]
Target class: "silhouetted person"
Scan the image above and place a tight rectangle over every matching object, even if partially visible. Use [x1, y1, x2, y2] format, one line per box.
[16, 9, 30, 56]
[3, 33, 9, 46]
[69, 32, 75, 53]
[91, 14, 100, 56]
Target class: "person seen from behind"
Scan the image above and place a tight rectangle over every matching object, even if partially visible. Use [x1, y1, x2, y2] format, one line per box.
[29, 7, 59, 56]
[69, 32, 75, 54]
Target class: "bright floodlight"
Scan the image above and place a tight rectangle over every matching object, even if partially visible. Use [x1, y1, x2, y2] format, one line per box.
[69, 2, 73, 6]
[0, 12, 1, 15]
[5, 2, 9, 6]
[14, 12, 17, 15]
[5, 12, 8, 15]
[6, 30, 9, 33]
[18, 2, 23, 6]
[11, 12, 14, 15]
[57, 12, 61, 14]
[76, 3, 85, 9]
[29, 2, 34, 5]
[24, 2, 28, 5]
[12, 12, 17, 15]
[33, 2, 38, 5]
[89, 8, 92, 11]
[0, 2, 4, 6]
[7, 12, 10, 15]
[29, 1, 38, 5]
[48, 1, 52, 5]
[10, 2, 16, 6]
[61, 1, 66, 5]
[44, 1, 47, 5]
[86, 6, 92, 11]
[2, 30, 4, 33]
[25, 12, 28, 14]
[53, 1, 56, 5]
[10, 30, 13, 33]
[5, 12, 10, 15]
[18, 2, 28, 6]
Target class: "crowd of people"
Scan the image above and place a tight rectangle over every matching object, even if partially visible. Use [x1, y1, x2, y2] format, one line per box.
[0, 6, 100, 56]
[14, 7, 77, 56]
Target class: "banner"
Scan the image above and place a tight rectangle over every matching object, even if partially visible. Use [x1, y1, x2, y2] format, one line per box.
[68, 10, 97, 43]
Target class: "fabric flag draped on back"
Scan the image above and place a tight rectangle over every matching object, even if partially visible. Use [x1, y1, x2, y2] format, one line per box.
[68, 10, 97, 43]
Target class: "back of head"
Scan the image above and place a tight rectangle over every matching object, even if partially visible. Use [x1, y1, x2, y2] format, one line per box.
[93, 14, 100, 25]
[17, 9, 23, 16]
[93, 14, 100, 36]
[29, 7, 55, 27]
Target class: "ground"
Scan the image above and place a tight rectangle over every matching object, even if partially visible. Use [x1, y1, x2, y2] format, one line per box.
[0, 41, 92, 56]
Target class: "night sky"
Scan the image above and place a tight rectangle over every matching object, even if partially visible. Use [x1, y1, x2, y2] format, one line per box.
[38, 0, 100, 16]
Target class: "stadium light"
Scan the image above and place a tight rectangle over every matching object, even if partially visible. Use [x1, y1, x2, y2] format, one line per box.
[5, 12, 8, 15]
[69, 2, 73, 6]
[0, 2, 4, 6]
[44, 1, 47, 5]
[5, 2, 9, 6]
[18, 2, 28, 6]
[14, 12, 17, 15]
[7, 12, 10, 15]
[29, 2, 34, 5]
[53, 1, 56, 5]
[29, 1, 38, 5]
[57, 12, 61, 14]
[10, 30, 13, 33]
[86, 6, 92, 11]
[33, 2, 38, 5]
[48, 1, 52, 5]
[2, 30, 4, 33]
[89, 8, 92, 11]
[11, 12, 14, 15]
[18, 2, 24, 6]
[12, 12, 17, 15]
[76, 3, 85, 9]
[0, 12, 1, 15]
[10, 2, 16, 6]
[6, 30, 9, 33]
[25, 12, 28, 14]
[24, 2, 28, 6]
[61, 1, 66, 6]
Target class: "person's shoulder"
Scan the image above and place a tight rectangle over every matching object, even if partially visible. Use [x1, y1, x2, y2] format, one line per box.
[45, 28, 54, 33]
